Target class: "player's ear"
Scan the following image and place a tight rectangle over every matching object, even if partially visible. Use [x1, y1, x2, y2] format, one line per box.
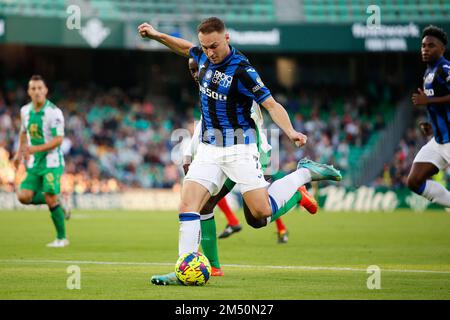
[225, 32, 230, 44]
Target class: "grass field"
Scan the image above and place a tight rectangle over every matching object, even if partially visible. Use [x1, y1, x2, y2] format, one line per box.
[1, 208, 450, 300]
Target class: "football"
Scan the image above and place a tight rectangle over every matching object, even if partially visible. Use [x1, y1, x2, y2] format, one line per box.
[174, 252, 212, 286]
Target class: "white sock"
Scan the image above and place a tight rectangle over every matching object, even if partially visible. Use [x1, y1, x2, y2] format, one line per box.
[178, 212, 201, 256]
[422, 180, 450, 207]
[268, 168, 311, 211]
[200, 212, 214, 221]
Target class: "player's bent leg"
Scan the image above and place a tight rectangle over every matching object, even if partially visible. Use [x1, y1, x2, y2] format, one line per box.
[406, 162, 438, 193]
[242, 187, 272, 220]
[407, 162, 450, 207]
[16, 189, 34, 205]
[242, 201, 267, 229]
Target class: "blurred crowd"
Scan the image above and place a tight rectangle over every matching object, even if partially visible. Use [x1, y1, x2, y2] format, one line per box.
[0, 80, 394, 193]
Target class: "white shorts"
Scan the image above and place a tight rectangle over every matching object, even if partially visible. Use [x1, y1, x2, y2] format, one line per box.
[413, 138, 450, 170]
[185, 142, 269, 195]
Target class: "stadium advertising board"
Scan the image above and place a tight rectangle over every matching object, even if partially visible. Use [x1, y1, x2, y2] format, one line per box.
[2, 15, 449, 52]
[3, 16, 123, 49]
[0, 187, 443, 212]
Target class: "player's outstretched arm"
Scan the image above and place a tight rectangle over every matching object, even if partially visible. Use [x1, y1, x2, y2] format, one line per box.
[261, 96, 307, 147]
[137, 22, 193, 58]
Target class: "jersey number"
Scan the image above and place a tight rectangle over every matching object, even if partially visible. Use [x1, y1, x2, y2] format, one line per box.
[29, 123, 42, 139]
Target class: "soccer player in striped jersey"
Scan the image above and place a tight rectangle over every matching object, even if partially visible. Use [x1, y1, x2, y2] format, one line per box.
[409, 25, 450, 207]
[13, 75, 70, 248]
[184, 58, 318, 276]
[139, 17, 341, 285]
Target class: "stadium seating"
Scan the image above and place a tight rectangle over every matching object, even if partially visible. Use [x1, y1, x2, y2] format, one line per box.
[1, 0, 448, 23]
[0, 0, 276, 23]
[301, 0, 449, 23]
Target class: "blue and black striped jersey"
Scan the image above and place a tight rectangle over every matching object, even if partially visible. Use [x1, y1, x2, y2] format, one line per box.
[189, 45, 271, 146]
[423, 56, 450, 144]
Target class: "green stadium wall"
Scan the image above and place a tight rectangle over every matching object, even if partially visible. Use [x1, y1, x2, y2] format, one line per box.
[1, 15, 449, 52]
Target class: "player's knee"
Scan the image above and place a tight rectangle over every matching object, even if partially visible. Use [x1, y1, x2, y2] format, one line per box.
[17, 192, 32, 204]
[179, 200, 199, 213]
[45, 194, 58, 207]
[253, 201, 272, 218]
[245, 217, 266, 229]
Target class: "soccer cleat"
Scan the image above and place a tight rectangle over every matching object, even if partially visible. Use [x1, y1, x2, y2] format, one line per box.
[59, 194, 72, 221]
[277, 230, 289, 244]
[151, 272, 182, 286]
[218, 224, 242, 239]
[298, 186, 318, 214]
[297, 158, 342, 182]
[46, 239, 70, 248]
[211, 267, 224, 276]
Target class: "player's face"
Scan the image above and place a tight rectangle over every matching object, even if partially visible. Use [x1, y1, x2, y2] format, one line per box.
[421, 36, 444, 63]
[27, 80, 48, 105]
[198, 31, 230, 64]
[188, 59, 199, 83]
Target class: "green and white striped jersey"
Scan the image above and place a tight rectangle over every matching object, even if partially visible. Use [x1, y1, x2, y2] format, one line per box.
[20, 99, 65, 170]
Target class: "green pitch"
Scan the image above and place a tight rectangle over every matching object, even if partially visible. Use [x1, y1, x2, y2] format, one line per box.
[1, 208, 450, 299]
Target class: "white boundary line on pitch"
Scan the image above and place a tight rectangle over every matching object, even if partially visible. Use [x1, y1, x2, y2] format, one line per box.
[1, 259, 450, 274]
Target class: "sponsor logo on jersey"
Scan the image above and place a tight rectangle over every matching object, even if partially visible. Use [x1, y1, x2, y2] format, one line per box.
[251, 76, 265, 93]
[424, 72, 434, 84]
[199, 84, 227, 101]
[211, 70, 233, 88]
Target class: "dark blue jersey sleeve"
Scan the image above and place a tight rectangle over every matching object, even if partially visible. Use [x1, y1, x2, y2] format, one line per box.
[436, 63, 450, 92]
[236, 65, 271, 104]
[189, 46, 203, 64]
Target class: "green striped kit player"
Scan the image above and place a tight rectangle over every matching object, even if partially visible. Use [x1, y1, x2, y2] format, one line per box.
[13, 75, 70, 248]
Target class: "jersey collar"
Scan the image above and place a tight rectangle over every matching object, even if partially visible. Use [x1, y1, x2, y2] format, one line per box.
[31, 99, 49, 114]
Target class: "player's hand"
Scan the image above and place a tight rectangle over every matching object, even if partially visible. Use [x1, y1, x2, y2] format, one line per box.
[288, 130, 307, 147]
[26, 145, 39, 155]
[412, 88, 428, 106]
[137, 23, 160, 40]
[182, 156, 192, 175]
[12, 152, 22, 169]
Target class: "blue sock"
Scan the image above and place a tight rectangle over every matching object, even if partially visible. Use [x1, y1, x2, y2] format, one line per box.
[415, 182, 427, 195]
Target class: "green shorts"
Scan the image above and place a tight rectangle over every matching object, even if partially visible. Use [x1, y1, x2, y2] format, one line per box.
[223, 149, 271, 192]
[20, 167, 63, 195]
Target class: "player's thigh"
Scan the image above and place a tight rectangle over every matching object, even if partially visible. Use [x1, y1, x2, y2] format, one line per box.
[19, 171, 42, 194]
[185, 153, 226, 197]
[180, 180, 211, 213]
[408, 162, 439, 187]
[242, 187, 272, 219]
[413, 139, 447, 171]
[42, 167, 63, 195]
